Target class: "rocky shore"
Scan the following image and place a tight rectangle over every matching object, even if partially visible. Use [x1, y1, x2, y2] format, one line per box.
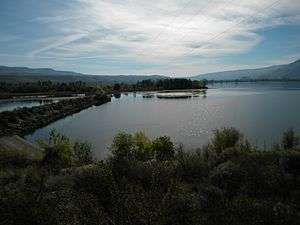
[0, 94, 111, 137]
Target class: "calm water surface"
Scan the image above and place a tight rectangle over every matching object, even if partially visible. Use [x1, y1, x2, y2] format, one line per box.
[26, 82, 300, 158]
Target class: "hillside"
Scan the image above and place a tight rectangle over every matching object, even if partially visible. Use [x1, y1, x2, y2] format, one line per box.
[191, 59, 300, 81]
[0, 66, 166, 84]
[1, 59, 300, 84]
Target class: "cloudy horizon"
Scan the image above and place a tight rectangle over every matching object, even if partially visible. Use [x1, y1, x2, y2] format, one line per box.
[1, 0, 300, 76]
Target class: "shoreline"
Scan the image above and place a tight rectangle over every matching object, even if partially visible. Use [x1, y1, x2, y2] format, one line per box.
[0, 91, 88, 100]
[0, 94, 111, 138]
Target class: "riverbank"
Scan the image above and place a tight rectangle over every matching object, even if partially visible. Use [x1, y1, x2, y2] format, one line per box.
[0, 94, 111, 137]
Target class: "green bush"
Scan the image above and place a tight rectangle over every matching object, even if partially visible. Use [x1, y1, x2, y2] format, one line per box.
[282, 128, 299, 150]
[152, 136, 175, 161]
[38, 130, 95, 173]
[73, 162, 114, 209]
[132, 132, 154, 161]
[0, 148, 33, 168]
[210, 161, 245, 197]
[176, 151, 210, 182]
[73, 141, 94, 166]
[40, 131, 73, 173]
[109, 132, 174, 162]
[109, 132, 135, 161]
[162, 190, 201, 225]
[1, 128, 300, 225]
[210, 127, 244, 153]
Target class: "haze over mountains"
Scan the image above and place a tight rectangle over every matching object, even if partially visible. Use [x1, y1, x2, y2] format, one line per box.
[191, 59, 300, 81]
[0, 59, 299, 84]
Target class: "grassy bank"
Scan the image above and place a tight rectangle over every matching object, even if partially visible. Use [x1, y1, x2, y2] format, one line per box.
[0, 94, 111, 137]
[0, 128, 299, 225]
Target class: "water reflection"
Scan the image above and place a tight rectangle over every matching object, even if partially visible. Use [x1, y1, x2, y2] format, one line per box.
[113, 93, 121, 98]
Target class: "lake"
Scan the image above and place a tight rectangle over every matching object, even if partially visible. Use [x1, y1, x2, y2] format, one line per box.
[26, 82, 300, 158]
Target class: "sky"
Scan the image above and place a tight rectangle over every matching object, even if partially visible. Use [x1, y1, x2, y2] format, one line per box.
[0, 0, 300, 77]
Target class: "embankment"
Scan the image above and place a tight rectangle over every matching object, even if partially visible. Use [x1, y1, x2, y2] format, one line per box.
[0, 94, 110, 137]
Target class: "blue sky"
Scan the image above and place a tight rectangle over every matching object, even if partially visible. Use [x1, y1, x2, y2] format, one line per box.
[0, 0, 300, 76]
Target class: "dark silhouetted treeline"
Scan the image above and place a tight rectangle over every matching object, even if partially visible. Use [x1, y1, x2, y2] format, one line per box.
[110, 78, 207, 92]
[0, 80, 100, 95]
[1, 127, 299, 225]
[134, 78, 207, 91]
[0, 78, 207, 99]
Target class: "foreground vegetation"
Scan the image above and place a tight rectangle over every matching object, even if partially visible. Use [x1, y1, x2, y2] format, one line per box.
[0, 128, 299, 225]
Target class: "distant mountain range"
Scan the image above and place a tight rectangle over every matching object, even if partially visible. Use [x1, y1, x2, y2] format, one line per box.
[191, 59, 300, 81]
[0, 66, 166, 84]
[0, 59, 300, 84]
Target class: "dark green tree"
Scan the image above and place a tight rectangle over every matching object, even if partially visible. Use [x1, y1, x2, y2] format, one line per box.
[210, 127, 243, 153]
[153, 136, 175, 161]
[282, 128, 299, 150]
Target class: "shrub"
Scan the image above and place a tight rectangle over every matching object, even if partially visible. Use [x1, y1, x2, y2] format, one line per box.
[109, 132, 135, 161]
[109, 132, 174, 162]
[132, 132, 154, 161]
[1, 128, 300, 225]
[0, 148, 32, 168]
[39, 130, 95, 173]
[73, 141, 94, 166]
[285, 150, 300, 176]
[210, 161, 245, 197]
[176, 151, 210, 182]
[210, 127, 244, 153]
[152, 136, 175, 161]
[161, 182, 201, 225]
[238, 153, 286, 198]
[282, 128, 299, 150]
[226, 197, 299, 225]
[73, 162, 114, 209]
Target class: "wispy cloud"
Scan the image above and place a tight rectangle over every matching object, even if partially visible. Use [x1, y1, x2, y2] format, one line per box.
[2, 0, 300, 75]
[29, 33, 87, 58]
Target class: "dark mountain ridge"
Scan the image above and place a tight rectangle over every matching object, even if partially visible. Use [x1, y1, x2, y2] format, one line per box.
[0, 66, 83, 76]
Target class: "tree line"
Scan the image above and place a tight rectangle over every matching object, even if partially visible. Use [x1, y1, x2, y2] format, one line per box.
[112, 78, 207, 92]
[0, 80, 100, 94]
[0, 78, 207, 98]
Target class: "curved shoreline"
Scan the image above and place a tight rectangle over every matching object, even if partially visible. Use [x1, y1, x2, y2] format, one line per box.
[0, 94, 111, 137]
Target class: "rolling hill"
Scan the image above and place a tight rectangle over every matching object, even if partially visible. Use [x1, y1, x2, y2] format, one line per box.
[1, 59, 300, 84]
[191, 59, 300, 81]
[0, 66, 167, 84]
